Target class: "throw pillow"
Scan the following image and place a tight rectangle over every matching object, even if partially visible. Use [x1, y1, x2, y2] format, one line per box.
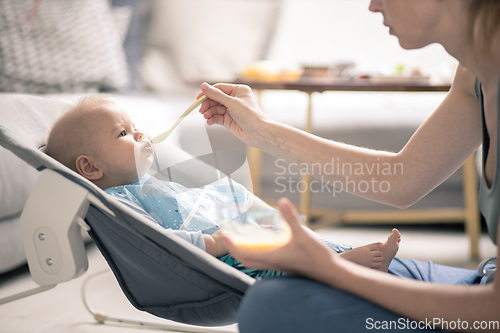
[0, 0, 130, 93]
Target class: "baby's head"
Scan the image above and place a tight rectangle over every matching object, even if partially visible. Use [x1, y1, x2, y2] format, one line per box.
[46, 95, 154, 189]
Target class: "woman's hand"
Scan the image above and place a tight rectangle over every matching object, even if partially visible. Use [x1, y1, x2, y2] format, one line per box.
[223, 198, 338, 280]
[198, 83, 272, 147]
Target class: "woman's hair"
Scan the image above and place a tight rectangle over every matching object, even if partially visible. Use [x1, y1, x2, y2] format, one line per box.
[467, 0, 500, 60]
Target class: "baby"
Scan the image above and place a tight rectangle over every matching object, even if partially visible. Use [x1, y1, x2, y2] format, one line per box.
[45, 95, 400, 278]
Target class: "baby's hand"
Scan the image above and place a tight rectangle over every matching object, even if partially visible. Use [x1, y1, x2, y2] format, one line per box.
[203, 230, 229, 258]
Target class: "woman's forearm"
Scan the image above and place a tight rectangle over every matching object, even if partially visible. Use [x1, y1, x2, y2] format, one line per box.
[254, 120, 417, 208]
[246, 71, 482, 209]
[199, 79, 481, 208]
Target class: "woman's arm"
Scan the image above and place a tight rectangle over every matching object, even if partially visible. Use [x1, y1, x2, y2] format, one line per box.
[199, 65, 482, 208]
[224, 198, 500, 332]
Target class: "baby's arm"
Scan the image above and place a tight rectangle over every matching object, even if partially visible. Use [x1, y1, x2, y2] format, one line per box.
[204, 231, 228, 258]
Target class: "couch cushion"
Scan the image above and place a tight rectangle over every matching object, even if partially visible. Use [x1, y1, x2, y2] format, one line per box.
[0, 94, 69, 219]
[0, 148, 39, 220]
[141, 0, 282, 91]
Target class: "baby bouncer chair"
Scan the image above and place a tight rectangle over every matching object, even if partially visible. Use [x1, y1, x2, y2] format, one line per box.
[0, 94, 256, 331]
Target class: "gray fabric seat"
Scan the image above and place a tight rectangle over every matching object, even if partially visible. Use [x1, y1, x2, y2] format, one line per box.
[0, 94, 254, 326]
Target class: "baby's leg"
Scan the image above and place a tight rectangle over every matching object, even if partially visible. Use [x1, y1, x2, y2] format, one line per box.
[339, 229, 401, 272]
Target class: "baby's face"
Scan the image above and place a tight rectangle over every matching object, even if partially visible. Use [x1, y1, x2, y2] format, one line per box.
[90, 105, 154, 186]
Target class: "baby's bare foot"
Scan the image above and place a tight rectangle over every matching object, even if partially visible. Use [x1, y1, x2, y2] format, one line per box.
[339, 242, 383, 269]
[339, 228, 401, 272]
[380, 228, 401, 272]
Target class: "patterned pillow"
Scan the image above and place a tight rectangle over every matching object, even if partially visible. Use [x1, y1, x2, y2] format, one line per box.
[0, 0, 130, 93]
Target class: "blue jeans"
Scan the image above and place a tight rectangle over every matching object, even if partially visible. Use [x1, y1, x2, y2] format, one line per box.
[237, 258, 482, 332]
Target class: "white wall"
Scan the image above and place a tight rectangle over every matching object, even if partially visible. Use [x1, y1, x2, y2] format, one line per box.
[268, 0, 458, 80]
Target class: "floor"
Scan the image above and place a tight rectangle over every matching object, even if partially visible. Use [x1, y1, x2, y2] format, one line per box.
[0, 223, 496, 333]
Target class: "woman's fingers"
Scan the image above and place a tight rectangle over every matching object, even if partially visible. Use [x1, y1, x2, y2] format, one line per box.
[201, 82, 236, 104]
[200, 103, 225, 117]
[198, 82, 265, 146]
[199, 98, 223, 115]
[211, 82, 250, 97]
[199, 83, 233, 119]
[277, 198, 303, 233]
[200, 82, 253, 107]
[206, 114, 225, 126]
[221, 198, 310, 272]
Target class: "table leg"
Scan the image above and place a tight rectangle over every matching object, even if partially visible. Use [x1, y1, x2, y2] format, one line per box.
[247, 90, 263, 196]
[247, 147, 262, 196]
[462, 154, 480, 259]
[299, 93, 313, 219]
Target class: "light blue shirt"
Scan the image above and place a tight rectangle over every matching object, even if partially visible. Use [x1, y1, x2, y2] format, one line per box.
[105, 175, 250, 250]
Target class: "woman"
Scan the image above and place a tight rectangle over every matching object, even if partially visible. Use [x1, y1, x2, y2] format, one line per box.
[198, 0, 499, 331]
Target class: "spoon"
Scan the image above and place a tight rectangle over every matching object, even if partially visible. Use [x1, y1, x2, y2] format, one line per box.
[151, 95, 208, 144]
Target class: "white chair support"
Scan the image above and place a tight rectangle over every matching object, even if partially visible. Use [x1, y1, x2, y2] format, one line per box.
[0, 169, 112, 304]
[81, 269, 235, 333]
